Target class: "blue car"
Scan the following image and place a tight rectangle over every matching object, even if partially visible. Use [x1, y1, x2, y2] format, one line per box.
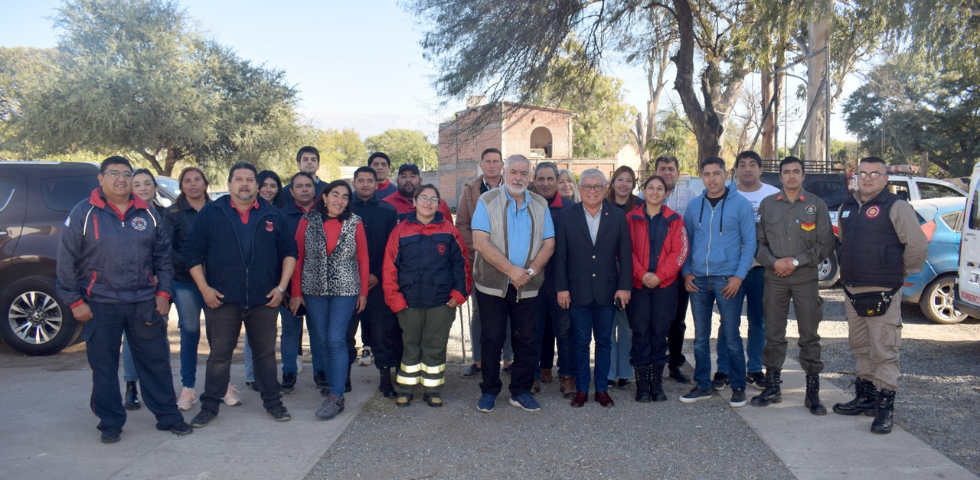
[903, 197, 968, 324]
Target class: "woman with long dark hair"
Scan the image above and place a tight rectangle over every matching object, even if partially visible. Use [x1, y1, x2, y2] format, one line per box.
[626, 175, 689, 402]
[257, 170, 286, 208]
[383, 185, 470, 407]
[290, 180, 369, 420]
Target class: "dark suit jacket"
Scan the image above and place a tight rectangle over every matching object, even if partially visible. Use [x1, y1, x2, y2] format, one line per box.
[554, 200, 633, 307]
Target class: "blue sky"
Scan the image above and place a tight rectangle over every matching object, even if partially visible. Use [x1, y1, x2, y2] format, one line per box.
[1, 0, 853, 142]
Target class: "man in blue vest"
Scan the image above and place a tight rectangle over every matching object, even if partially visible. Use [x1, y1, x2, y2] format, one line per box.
[57, 156, 191, 443]
[832, 157, 927, 434]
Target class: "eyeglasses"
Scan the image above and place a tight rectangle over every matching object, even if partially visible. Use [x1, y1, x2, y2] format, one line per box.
[416, 196, 440, 205]
[580, 184, 604, 191]
[857, 171, 883, 180]
[105, 171, 133, 179]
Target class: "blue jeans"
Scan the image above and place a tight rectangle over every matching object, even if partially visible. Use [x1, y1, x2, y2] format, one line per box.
[535, 292, 574, 378]
[608, 309, 633, 381]
[716, 267, 766, 374]
[690, 276, 746, 391]
[121, 332, 137, 382]
[568, 302, 615, 393]
[174, 280, 206, 389]
[305, 295, 358, 399]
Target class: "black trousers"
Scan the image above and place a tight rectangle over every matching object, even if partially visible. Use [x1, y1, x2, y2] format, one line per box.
[628, 283, 678, 366]
[668, 286, 689, 368]
[201, 304, 282, 413]
[348, 284, 404, 369]
[476, 286, 539, 397]
[84, 301, 183, 431]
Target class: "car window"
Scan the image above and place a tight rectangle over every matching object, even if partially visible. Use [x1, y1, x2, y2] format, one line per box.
[887, 180, 911, 201]
[40, 176, 100, 212]
[919, 182, 964, 200]
[941, 210, 964, 232]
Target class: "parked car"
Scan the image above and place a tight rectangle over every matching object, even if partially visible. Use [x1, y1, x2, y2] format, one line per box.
[903, 197, 969, 324]
[955, 162, 980, 319]
[155, 175, 180, 207]
[0, 161, 100, 354]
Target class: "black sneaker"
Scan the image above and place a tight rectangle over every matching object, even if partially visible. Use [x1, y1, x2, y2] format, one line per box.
[267, 404, 291, 422]
[100, 428, 121, 444]
[191, 409, 217, 428]
[314, 371, 328, 389]
[281, 373, 297, 394]
[460, 364, 481, 379]
[245, 381, 258, 392]
[165, 420, 193, 436]
[679, 387, 712, 403]
[616, 379, 631, 389]
[502, 364, 513, 375]
[747, 371, 767, 390]
[711, 372, 730, 391]
[730, 388, 747, 408]
[124, 381, 141, 411]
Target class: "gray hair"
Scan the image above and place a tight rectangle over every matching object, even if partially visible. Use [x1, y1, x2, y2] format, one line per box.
[534, 161, 559, 179]
[504, 154, 531, 172]
[578, 168, 606, 185]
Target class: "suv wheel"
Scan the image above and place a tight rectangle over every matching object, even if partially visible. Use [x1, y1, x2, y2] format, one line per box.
[817, 255, 840, 289]
[0, 276, 81, 355]
[919, 274, 968, 325]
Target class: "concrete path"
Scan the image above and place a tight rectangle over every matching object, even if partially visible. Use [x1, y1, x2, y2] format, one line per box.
[734, 357, 977, 480]
[0, 362, 376, 480]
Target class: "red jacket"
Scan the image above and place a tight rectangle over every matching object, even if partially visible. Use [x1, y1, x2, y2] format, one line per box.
[384, 193, 455, 226]
[627, 204, 688, 289]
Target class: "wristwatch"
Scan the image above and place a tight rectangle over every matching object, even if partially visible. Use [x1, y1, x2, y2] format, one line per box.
[526, 268, 535, 276]
[276, 285, 285, 294]
[791, 258, 800, 267]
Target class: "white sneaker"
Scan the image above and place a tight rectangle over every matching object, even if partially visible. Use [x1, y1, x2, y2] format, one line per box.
[223, 383, 242, 406]
[358, 346, 373, 366]
[177, 387, 198, 411]
[296, 355, 304, 374]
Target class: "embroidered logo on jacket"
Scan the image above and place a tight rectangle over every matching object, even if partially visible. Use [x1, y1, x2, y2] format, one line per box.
[266, 220, 274, 232]
[437, 243, 447, 256]
[131, 217, 147, 231]
[805, 205, 815, 215]
[865, 206, 881, 219]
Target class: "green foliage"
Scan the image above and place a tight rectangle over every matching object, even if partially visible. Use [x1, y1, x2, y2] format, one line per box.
[649, 108, 698, 175]
[364, 129, 438, 171]
[0, 47, 62, 158]
[529, 39, 636, 158]
[842, 52, 980, 177]
[15, 0, 300, 176]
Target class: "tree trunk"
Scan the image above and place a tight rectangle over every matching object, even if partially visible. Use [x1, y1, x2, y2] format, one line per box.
[637, 46, 670, 175]
[760, 68, 784, 160]
[805, 13, 830, 164]
[919, 151, 929, 177]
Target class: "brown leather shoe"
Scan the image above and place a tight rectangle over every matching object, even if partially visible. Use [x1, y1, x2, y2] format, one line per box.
[541, 369, 553, 384]
[595, 391, 615, 408]
[559, 375, 576, 398]
[570, 391, 588, 408]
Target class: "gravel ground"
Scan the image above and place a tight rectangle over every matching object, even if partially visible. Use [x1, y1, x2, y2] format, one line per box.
[308, 289, 980, 479]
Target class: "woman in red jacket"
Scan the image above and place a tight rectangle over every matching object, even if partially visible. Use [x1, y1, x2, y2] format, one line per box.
[383, 185, 471, 407]
[626, 175, 689, 403]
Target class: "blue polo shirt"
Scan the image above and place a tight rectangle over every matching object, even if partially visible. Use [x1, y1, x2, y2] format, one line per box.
[471, 189, 555, 267]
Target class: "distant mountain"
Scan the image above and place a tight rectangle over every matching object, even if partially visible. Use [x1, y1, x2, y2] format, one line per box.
[301, 110, 443, 141]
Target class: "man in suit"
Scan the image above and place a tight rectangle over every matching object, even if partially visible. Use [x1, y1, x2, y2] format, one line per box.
[555, 168, 633, 408]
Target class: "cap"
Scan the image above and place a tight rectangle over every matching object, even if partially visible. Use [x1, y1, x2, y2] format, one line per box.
[398, 163, 420, 175]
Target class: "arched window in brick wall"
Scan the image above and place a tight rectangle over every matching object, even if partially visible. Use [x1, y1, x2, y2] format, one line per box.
[530, 127, 552, 159]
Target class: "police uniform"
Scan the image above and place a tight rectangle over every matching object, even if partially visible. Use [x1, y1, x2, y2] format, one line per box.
[837, 191, 926, 392]
[756, 189, 834, 375]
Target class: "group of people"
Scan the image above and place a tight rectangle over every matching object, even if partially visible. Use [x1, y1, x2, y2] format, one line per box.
[56, 144, 925, 444]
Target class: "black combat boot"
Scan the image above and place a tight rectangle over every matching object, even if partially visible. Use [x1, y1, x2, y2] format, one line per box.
[345, 364, 353, 393]
[649, 364, 667, 402]
[871, 389, 895, 434]
[832, 378, 877, 416]
[750, 368, 782, 407]
[379, 367, 397, 399]
[634, 365, 651, 403]
[805, 374, 827, 415]
[124, 381, 141, 410]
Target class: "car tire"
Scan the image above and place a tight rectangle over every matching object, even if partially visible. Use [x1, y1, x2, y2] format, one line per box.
[918, 274, 968, 325]
[0, 276, 81, 355]
[817, 255, 840, 289]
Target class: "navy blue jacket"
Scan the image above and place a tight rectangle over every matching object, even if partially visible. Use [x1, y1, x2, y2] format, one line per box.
[540, 193, 575, 294]
[57, 189, 174, 307]
[351, 195, 398, 281]
[382, 212, 471, 311]
[184, 196, 298, 308]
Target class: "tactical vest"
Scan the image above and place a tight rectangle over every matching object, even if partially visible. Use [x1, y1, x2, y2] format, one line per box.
[838, 192, 905, 288]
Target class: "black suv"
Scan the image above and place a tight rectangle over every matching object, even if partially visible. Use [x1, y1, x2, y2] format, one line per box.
[0, 162, 100, 355]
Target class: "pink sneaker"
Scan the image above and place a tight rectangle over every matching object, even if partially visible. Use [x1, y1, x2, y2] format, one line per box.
[177, 387, 198, 411]
[223, 384, 242, 406]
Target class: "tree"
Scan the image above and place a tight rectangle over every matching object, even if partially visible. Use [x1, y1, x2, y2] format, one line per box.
[842, 53, 980, 177]
[16, 0, 300, 176]
[649, 106, 699, 175]
[364, 129, 438, 171]
[0, 47, 62, 158]
[408, 0, 753, 165]
[529, 39, 636, 158]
